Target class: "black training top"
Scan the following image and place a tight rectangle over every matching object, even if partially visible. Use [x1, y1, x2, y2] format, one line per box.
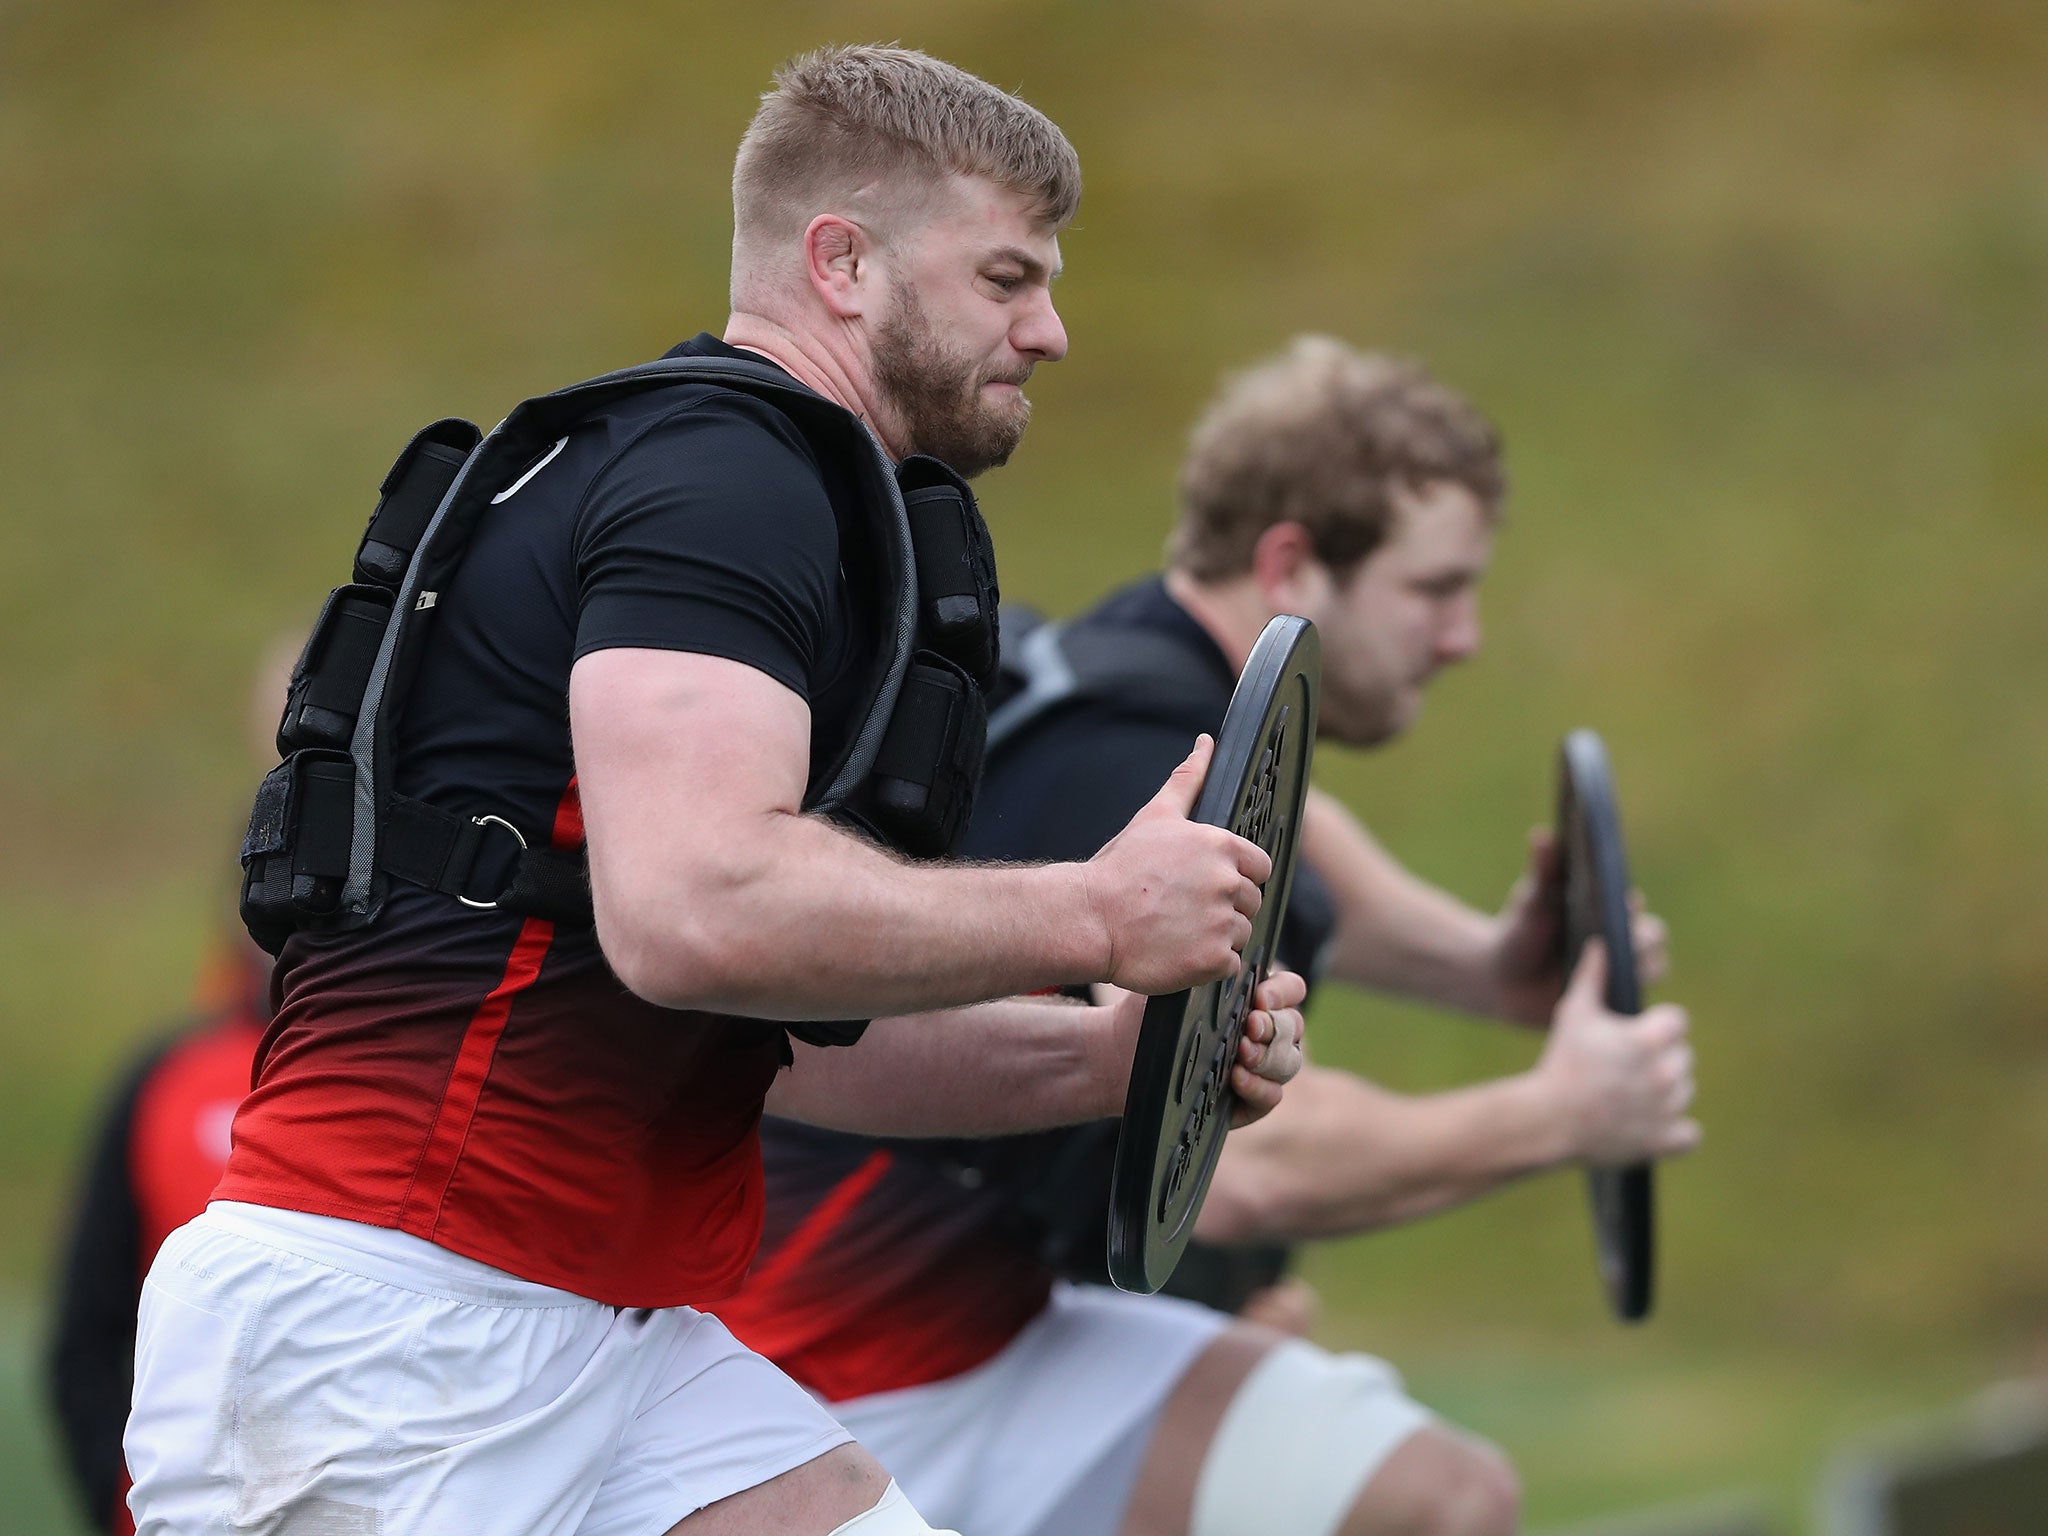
[721, 577, 1338, 1397]
[218, 334, 888, 1307]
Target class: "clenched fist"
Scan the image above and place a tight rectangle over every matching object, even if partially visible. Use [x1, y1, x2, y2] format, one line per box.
[1491, 827, 1670, 1027]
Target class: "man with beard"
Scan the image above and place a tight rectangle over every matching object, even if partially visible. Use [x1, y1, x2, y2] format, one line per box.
[123, 47, 1308, 1536]
[718, 338, 1698, 1536]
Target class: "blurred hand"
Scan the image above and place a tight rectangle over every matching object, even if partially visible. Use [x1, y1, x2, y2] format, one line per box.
[1490, 826, 1669, 1026]
[1229, 968, 1307, 1127]
[1100, 967, 1304, 1128]
[1237, 1277, 1321, 1336]
[1534, 941, 1699, 1166]
[1083, 735, 1273, 995]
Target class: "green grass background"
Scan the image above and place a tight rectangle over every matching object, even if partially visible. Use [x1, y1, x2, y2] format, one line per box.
[4, 2, 2046, 1530]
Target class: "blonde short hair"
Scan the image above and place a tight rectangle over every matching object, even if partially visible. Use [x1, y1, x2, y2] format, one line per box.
[1168, 338, 1505, 581]
[733, 44, 1080, 275]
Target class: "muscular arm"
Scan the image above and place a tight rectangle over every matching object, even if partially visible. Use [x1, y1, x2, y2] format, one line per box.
[1193, 1066, 1563, 1242]
[766, 993, 1128, 1136]
[571, 648, 1265, 1020]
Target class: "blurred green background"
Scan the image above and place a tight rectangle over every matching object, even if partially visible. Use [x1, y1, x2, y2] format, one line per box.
[3, 1, 2045, 1530]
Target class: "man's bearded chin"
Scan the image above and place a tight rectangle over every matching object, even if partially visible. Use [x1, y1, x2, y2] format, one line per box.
[1321, 681, 1416, 750]
[873, 286, 1031, 479]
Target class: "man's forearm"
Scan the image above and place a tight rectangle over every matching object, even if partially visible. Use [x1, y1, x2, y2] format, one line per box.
[600, 809, 1111, 1021]
[763, 993, 1132, 1137]
[579, 653, 1258, 1024]
[1193, 1066, 1569, 1244]
[1304, 787, 1504, 1016]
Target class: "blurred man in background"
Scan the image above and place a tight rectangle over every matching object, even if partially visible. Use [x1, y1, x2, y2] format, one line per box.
[718, 337, 1699, 1536]
[45, 644, 288, 1535]
[46, 937, 267, 1536]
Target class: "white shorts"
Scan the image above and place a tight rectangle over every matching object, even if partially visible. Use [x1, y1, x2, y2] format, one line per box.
[127, 1202, 855, 1536]
[826, 1282, 1433, 1536]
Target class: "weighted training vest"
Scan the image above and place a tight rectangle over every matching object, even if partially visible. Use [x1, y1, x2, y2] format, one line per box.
[241, 355, 1000, 966]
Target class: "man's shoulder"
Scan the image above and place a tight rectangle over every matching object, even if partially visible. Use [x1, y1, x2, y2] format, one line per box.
[1064, 579, 1234, 703]
[570, 341, 849, 462]
[583, 374, 823, 476]
[560, 377, 840, 546]
[967, 581, 1233, 865]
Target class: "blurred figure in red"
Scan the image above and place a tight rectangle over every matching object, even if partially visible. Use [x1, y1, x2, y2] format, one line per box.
[44, 644, 288, 1534]
[46, 936, 269, 1534]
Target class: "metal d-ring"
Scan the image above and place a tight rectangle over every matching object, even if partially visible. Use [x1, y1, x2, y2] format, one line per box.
[458, 814, 529, 909]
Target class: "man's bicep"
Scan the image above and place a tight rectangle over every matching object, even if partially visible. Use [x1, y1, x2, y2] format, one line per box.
[570, 647, 813, 912]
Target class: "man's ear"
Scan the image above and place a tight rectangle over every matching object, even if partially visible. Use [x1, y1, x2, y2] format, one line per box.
[1250, 522, 1333, 612]
[804, 214, 873, 320]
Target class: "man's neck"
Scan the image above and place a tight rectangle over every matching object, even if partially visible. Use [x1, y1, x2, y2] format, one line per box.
[1161, 568, 1271, 680]
[721, 310, 911, 459]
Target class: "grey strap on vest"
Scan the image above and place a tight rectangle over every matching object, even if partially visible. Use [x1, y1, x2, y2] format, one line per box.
[986, 610, 1232, 755]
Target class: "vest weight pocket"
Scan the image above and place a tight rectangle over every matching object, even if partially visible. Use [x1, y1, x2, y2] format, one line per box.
[239, 750, 357, 955]
[867, 651, 988, 859]
[278, 585, 395, 754]
[354, 419, 481, 588]
[897, 457, 1000, 686]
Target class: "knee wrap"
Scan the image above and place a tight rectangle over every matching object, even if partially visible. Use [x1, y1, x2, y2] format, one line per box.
[827, 1480, 959, 1536]
[1190, 1340, 1434, 1536]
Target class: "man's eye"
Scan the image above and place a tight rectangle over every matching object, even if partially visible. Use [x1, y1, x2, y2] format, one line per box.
[985, 273, 1022, 293]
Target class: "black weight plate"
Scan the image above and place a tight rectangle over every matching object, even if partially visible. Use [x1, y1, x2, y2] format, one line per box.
[1556, 728, 1655, 1322]
[1107, 616, 1320, 1293]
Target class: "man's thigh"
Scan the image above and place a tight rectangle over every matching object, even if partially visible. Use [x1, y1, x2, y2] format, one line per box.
[126, 1209, 852, 1536]
[1118, 1327, 1442, 1536]
[831, 1283, 1229, 1536]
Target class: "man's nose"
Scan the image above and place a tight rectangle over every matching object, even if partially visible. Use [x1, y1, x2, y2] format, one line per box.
[1015, 293, 1068, 363]
[1439, 597, 1482, 662]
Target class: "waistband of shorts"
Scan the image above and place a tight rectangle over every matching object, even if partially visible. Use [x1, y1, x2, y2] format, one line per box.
[198, 1201, 598, 1309]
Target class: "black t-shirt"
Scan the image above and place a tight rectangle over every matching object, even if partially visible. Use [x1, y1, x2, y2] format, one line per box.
[223, 335, 888, 1306]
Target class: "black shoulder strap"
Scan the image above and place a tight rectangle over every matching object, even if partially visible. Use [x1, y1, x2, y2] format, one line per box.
[985, 605, 1233, 756]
